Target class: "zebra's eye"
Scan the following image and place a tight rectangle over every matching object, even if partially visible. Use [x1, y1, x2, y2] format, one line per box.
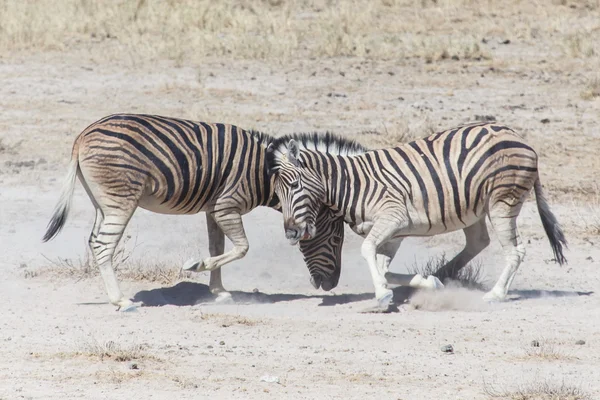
[290, 180, 299, 189]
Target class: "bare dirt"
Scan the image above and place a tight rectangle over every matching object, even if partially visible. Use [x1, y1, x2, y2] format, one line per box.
[1, 1, 600, 398]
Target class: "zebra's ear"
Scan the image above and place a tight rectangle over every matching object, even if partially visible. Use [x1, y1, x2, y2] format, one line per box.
[287, 139, 300, 167]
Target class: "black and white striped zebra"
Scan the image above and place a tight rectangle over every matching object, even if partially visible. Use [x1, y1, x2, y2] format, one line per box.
[266, 123, 567, 310]
[42, 114, 344, 311]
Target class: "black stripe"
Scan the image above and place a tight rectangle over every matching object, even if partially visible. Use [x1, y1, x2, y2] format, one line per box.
[380, 150, 411, 196]
[409, 142, 446, 229]
[441, 128, 464, 224]
[458, 127, 490, 176]
[393, 147, 431, 228]
[347, 158, 362, 224]
[191, 123, 215, 209]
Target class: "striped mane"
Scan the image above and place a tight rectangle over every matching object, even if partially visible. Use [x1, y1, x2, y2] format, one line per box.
[266, 132, 368, 172]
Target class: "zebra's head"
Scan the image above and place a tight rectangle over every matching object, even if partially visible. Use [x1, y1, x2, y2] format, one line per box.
[267, 139, 327, 245]
[300, 205, 344, 291]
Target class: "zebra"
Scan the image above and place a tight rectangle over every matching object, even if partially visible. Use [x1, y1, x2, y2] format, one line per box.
[42, 114, 345, 311]
[266, 123, 567, 311]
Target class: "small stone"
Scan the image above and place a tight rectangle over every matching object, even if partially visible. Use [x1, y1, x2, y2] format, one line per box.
[540, 118, 550, 124]
[129, 363, 138, 370]
[440, 344, 454, 353]
[253, 288, 259, 293]
[207, 345, 213, 349]
[531, 340, 540, 347]
[575, 340, 586, 345]
[219, 341, 225, 346]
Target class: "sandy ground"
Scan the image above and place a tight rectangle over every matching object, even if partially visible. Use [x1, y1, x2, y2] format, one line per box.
[1, 41, 600, 399]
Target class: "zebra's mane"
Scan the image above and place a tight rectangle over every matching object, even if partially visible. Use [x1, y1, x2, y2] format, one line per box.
[266, 131, 368, 171]
[248, 129, 275, 146]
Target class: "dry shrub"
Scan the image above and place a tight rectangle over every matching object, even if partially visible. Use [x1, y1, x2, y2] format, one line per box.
[408, 253, 487, 290]
[485, 379, 591, 400]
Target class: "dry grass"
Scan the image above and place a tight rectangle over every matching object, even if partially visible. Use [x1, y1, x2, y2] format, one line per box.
[408, 253, 486, 290]
[172, 376, 199, 389]
[521, 338, 571, 362]
[68, 338, 155, 362]
[40, 236, 192, 284]
[356, 113, 436, 148]
[485, 379, 591, 400]
[573, 189, 600, 236]
[580, 77, 600, 100]
[196, 312, 258, 327]
[1, 0, 598, 64]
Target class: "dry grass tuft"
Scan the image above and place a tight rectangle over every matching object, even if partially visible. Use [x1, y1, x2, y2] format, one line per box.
[357, 115, 436, 149]
[408, 253, 486, 290]
[580, 77, 600, 100]
[521, 338, 571, 362]
[485, 379, 591, 400]
[172, 376, 199, 389]
[73, 339, 154, 362]
[197, 312, 258, 327]
[573, 189, 600, 236]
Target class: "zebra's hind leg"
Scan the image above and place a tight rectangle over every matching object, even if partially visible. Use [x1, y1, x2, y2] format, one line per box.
[378, 240, 444, 290]
[206, 214, 233, 304]
[483, 203, 526, 302]
[91, 209, 137, 311]
[434, 218, 490, 283]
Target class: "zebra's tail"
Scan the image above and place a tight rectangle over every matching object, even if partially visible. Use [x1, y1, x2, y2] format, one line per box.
[42, 140, 80, 242]
[534, 178, 567, 265]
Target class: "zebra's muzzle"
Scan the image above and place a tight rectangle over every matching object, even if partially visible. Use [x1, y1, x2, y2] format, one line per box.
[285, 223, 316, 245]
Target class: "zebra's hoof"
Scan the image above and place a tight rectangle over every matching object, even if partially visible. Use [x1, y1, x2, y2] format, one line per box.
[359, 290, 395, 313]
[483, 289, 506, 303]
[215, 292, 234, 304]
[427, 275, 445, 290]
[117, 301, 137, 313]
[183, 258, 201, 272]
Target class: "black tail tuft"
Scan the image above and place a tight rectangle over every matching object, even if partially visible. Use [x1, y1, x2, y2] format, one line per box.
[42, 207, 69, 242]
[534, 179, 568, 265]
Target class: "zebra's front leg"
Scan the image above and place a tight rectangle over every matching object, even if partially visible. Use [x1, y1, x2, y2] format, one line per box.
[184, 211, 249, 273]
[360, 221, 406, 312]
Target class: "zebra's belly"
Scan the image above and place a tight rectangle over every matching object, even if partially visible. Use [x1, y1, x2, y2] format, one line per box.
[137, 196, 208, 215]
[407, 207, 484, 236]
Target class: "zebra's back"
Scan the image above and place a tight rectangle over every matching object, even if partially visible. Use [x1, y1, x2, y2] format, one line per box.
[76, 113, 273, 215]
